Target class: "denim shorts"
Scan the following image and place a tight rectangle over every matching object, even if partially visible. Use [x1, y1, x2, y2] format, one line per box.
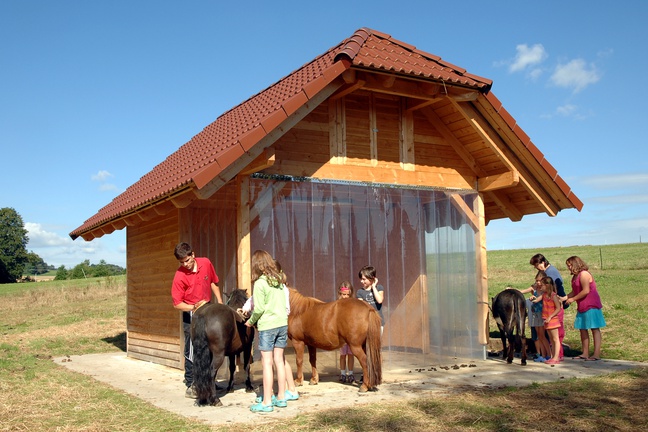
[258, 325, 288, 351]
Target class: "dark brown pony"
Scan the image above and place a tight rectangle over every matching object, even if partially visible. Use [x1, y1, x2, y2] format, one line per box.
[287, 288, 382, 392]
[191, 289, 255, 406]
[492, 289, 528, 365]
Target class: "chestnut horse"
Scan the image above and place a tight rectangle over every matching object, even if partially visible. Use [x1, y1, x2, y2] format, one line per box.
[191, 289, 255, 406]
[287, 288, 382, 392]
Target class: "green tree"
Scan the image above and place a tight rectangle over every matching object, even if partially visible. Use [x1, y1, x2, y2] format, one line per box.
[25, 251, 48, 275]
[54, 265, 68, 281]
[92, 259, 111, 277]
[0, 208, 29, 283]
[70, 259, 91, 279]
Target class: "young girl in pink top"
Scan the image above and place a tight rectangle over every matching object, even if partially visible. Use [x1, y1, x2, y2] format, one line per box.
[562, 256, 606, 361]
[337, 281, 356, 383]
[531, 277, 562, 365]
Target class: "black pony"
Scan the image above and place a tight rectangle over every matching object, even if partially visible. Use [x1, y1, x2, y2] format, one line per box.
[191, 289, 255, 406]
[492, 289, 528, 365]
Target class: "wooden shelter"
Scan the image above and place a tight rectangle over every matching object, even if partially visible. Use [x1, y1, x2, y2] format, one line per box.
[71, 28, 582, 369]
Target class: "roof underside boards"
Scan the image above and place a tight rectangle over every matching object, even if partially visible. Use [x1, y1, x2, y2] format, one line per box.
[70, 27, 582, 241]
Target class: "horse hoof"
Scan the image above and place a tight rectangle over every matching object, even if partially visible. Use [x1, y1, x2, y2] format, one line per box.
[308, 381, 318, 386]
[211, 399, 223, 407]
[358, 384, 369, 393]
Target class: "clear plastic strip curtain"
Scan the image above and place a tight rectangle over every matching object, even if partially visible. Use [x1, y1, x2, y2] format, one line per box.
[248, 177, 482, 364]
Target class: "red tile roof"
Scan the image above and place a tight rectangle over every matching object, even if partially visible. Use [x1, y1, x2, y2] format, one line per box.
[70, 28, 579, 240]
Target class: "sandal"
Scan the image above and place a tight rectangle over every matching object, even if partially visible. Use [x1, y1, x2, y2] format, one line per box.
[339, 374, 346, 383]
[573, 355, 588, 360]
[284, 390, 299, 401]
[250, 402, 273, 413]
[255, 394, 277, 404]
[273, 398, 287, 408]
[346, 374, 355, 384]
[545, 358, 560, 365]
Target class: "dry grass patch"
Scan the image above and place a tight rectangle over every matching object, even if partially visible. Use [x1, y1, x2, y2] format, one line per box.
[221, 367, 648, 432]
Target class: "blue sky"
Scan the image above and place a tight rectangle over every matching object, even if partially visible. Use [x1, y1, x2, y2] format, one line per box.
[2, 1, 647, 269]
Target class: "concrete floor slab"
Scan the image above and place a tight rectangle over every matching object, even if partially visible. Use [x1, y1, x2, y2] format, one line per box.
[54, 351, 642, 427]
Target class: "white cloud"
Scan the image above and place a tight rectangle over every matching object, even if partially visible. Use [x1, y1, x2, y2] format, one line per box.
[509, 43, 548, 73]
[556, 104, 577, 117]
[25, 222, 126, 268]
[550, 59, 600, 93]
[581, 173, 648, 189]
[591, 194, 648, 204]
[25, 222, 71, 247]
[92, 170, 114, 182]
[99, 183, 117, 191]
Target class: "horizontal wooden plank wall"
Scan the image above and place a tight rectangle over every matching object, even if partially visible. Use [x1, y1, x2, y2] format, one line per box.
[127, 211, 181, 368]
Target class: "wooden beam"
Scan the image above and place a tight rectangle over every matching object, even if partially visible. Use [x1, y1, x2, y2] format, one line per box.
[489, 190, 524, 221]
[329, 98, 346, 164]
[420, 107, 485, 178]
[449, 99, 559, 216]
[239, 147, 276, 175]
[381, 75, 396, 88]
[406, 98, 440, 112]
[477, 171, 519, 192]
[474, 193, 489, 347]
[341, 69, 356, 84]
[369, 93, 378, 166]
[400, 98, 415, 171]
[153, 200, 177, 216]
[329, 80, 366, 101]
[270, 160, 475, 190]
[361, 73, 442, 101]
[448, 194, 479, 232]
[170, 189, 198, 209]
[236, 175, 251, 294]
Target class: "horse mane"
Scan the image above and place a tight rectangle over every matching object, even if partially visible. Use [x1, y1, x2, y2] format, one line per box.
[226, 289, 249, 308]
[288, 287, 323, 317]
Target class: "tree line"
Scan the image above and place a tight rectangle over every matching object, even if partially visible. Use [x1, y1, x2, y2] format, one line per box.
[0, 207, 125, 283]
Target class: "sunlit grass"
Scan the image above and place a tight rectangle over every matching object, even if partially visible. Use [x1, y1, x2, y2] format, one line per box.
[0, 245, 646, 431]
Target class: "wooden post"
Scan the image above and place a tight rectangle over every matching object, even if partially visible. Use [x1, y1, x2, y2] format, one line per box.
[474, 193, 489, 350]
[236, 175, 251, 294]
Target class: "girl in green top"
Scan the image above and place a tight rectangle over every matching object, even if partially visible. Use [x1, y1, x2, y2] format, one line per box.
[246, 250, 289, 413]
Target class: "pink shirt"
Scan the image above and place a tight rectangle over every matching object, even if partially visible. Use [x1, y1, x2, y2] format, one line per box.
[571, 271, 603, 313]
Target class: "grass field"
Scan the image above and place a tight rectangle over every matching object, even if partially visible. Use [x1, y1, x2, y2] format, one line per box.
[1, 243, 647, 431]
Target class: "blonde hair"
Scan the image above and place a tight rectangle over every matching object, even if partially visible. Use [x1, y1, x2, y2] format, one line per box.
[541, 276, 556, 295]
[338, 280, 354, 297]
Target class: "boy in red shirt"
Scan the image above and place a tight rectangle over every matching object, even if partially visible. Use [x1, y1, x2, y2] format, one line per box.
[171, 242, 222, 398]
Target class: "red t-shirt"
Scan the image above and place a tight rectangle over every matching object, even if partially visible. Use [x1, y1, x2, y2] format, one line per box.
[171, 257, 219, 306]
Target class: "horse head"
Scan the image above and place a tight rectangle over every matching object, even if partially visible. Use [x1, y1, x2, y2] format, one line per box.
[225, 289, 249, 309]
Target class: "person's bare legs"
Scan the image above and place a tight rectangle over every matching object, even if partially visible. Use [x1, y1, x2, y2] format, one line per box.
[579, 329, 591, 358]
[535, 326, 550, 357]
[260, 350, 274, 406]
[284, 357, 296, 392]
[548, 328, 560, 361]
[590, 328, 602, 359]
[274, 347, 286, 401]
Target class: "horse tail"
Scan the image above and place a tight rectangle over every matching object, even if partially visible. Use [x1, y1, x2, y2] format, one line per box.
[365, 309, 382, 387]
[191, 312, 213, 404]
